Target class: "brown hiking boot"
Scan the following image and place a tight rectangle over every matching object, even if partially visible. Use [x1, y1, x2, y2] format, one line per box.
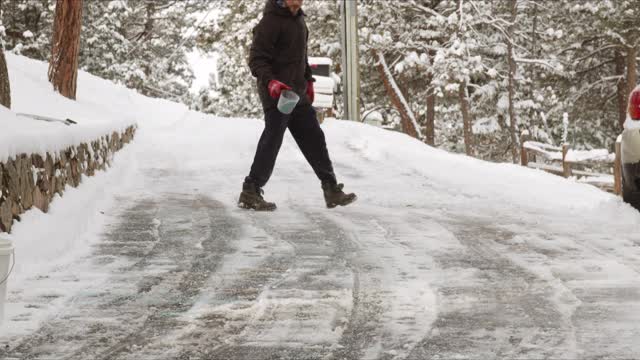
[322, 183, 357, 208]
[238, 182, 277, 211]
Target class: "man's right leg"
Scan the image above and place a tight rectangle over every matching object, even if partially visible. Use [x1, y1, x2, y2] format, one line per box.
[287, 104, 356, 208]
[239, 109, 289, 211]
[247, 109, 289, 187]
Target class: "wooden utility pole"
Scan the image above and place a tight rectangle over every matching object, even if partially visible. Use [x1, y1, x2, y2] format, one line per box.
[0, 46, 10, 108]
[48, 0, 83, 100]
[340, 0, 360, 121]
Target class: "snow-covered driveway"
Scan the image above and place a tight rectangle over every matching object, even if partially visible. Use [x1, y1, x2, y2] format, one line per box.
[2, 108, 640, 359]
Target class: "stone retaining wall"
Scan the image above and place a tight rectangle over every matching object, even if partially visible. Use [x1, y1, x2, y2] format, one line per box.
[0, 125, 136, 233]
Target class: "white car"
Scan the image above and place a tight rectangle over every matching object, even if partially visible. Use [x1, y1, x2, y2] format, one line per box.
[308, 57, 335, 121]
[621, 85, 640, 209]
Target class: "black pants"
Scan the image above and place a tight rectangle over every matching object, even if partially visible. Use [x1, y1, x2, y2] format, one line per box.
[246, 104, 337, 188]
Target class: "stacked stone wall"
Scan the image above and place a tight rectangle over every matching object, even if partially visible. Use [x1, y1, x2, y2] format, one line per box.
[0, 126, 136, 232]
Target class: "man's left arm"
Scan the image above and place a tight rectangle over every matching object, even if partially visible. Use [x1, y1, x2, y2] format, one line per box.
[304, 24, 315, 102]
[304, 58, 314, 82]
[304, 23, 315, 82]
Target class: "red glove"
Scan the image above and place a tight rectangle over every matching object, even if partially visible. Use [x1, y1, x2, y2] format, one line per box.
[268, 80, 292, 99]
[306, 80, 315, 103]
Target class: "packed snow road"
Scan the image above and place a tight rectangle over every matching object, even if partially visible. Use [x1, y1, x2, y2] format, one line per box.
[2, 112, 640, 359]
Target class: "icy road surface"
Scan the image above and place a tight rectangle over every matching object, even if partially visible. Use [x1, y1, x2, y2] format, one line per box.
[2, 113, 640, 360]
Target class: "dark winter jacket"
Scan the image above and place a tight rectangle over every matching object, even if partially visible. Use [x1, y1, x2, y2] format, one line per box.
[249, 0, 314, 111]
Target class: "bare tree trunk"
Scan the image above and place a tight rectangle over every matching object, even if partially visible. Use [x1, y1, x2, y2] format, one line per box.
[426, 84, 435, 146]
[143, 1, 156, 40]
[48, 0, 83, 100]
[374, 49, 422, 139]
[458, 82, 474, 156]
[615, 50, 627, 128]
[627, 45, 637, 99]
[425, 49, 436, 146]
[506, 0, 519, 163]
[531, 1, 538, 57]
[455, 0, 473, 156]
[0, 46, 10, 108]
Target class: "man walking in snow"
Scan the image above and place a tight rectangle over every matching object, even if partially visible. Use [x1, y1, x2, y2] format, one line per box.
[238, 0, 357, 211]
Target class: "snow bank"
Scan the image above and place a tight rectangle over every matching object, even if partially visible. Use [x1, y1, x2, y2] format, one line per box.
[329, 120, 629, 219]
[8, 144, 138, 285]
[1, 53, 136, 163]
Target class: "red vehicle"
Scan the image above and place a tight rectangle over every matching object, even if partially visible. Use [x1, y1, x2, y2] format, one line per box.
[621, 86, 640, 209]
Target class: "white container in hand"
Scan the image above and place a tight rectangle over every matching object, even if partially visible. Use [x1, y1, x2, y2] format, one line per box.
[277, 90, 300, 115]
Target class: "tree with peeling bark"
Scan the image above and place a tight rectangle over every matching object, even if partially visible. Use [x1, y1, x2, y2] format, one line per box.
[358, 0, 444, 144]
[0, 15, 10, 109]
[0, 47, 9, 109]
[458, 82, 474, 156]
[48, 0, 83, 100]
[374, 49, 423, 140]
[615, 50, 627, 128]
[426, 58, 436, 146]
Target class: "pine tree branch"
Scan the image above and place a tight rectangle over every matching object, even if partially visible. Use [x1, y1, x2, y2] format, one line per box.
[574, 75, 622, 101]
[576, 58, 616, 75]
[576, 44, 620, 63]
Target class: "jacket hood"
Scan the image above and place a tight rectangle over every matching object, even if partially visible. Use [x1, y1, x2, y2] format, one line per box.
[264, 0, 305, 17]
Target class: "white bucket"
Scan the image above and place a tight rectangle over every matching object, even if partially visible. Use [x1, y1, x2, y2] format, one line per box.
[0, 235, 14, 324]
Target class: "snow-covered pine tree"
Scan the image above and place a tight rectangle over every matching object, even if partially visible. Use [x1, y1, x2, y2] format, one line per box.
[553, 0, 639, 150]
[195, 0, 262, 117]
[1, 0, 206, 104]
[81, 0, 207, 103]
[358, 0, 438, 137]
[0, 13, 10, 108]
[357, 0, 569, 160]
[505, 0, 566, 149]
[0, 0, 53, 60]
[360, 0, 485, 154]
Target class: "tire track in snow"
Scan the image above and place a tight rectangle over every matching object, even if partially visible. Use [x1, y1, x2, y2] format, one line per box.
[92, 195, 240, 360]
[325, 208, 439, 360]
[159, 213, 299, 360]
[1, 193, 239, 360]
[204, 208, 358, 360]
[478, 218, 640, 359]
[406, 215, 578, 360]
[0, 198, 162, 360]
[340, 137, 586, 358]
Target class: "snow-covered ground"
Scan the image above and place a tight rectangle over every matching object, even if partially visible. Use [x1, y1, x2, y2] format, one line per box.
[2, 54, 640, 359]
[1, 54, 135, 163]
